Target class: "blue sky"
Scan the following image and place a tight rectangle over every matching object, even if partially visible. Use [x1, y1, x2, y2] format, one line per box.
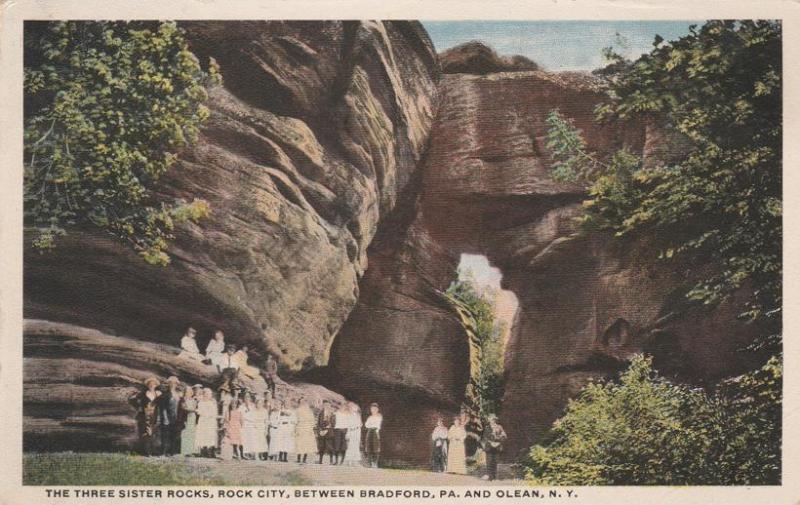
[422, 21, 701, 71]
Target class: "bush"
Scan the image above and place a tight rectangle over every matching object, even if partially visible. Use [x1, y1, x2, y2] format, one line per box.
[24, 21, 220, 265]
[524, 354, 781, 485]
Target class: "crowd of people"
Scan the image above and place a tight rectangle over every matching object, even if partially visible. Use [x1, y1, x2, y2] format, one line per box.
[128, 326, 508, 480]
[127, 374, 383, 467]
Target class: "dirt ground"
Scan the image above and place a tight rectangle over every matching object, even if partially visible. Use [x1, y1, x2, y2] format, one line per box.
[176, 456, 524, 486]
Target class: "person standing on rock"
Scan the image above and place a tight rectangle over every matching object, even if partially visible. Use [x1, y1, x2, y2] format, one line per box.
[127, 377, 162, 456]
[178, 386, 198, 456]
[261, 354, 279, 398]
[159, 376, 182, 456]
[232, 345, 259, 379]
[447, 416, 467, 475]
[205, 330, 226, 370]
[195, 388, 220, 457]
[431, 417, 449, 473]
[481, 415, 507, 481]
[219, 344, 241, 376]
[294, 399, 317, 464]
[179, 327, 206, 362]
[343, 402, 363, 466]
[364, 402, 383, 468]
[315, 401, 336, 464]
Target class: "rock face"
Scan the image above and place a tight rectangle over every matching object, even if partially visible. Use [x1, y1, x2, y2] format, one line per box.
[440, 41, 539, 74]
[327, 71, 765, 464]
[24, 21, 440, 371]
[23, 320, 346, 452]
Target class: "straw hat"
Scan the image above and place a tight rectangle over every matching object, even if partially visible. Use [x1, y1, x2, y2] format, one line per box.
[166, 376, 180, 385]
[144, 377, 160, 387]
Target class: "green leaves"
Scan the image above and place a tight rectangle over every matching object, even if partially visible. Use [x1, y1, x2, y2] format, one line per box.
[524, 354, 782, 485]
[24, 21, 221, 265]
[444, 274, 506, 419]
[549, 20, 781, 324]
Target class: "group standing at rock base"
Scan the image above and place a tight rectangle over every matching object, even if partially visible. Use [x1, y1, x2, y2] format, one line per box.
[129, 326, 507, 479]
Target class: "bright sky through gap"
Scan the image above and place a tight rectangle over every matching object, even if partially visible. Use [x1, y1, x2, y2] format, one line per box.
[422, 21, 701, 71]
[459, 254, 519, 339]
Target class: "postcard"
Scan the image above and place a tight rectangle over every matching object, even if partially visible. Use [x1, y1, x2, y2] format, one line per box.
[1, 1, 798, 504]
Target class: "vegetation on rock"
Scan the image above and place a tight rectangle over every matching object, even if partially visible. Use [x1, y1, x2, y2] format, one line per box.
[444, 271, 506, 419]
[24, 21, 220, 265]
[535, 20, 782, 485]
[546, 20, 781, 325]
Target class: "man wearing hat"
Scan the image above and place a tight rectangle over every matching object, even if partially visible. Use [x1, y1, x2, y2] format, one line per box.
[127, 377, 162, 456]
[159, 376, 183, 456]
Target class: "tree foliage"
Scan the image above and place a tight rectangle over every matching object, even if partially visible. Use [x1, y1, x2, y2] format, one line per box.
[24, 21, 220, 265]
[547, 20, 781, 325]
[524, 354, 781, 485]
[533, 20, 782, 486]
[445, 271, 506, 418]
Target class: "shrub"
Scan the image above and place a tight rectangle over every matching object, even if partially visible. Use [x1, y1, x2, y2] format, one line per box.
[524, 354, 781, 485]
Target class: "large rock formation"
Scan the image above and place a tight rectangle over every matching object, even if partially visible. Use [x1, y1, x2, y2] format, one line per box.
[328, 70, 765, 464]
[24, 21, 440, 371]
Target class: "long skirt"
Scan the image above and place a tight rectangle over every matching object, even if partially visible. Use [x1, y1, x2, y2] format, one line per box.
[271, 425, 295, 454]
[432, 440, 447, 472]
[344, 428, 362, 463]
[195, 416, 218, 449]
[227, 410, 243, 445]
[365, 428, 380, 455]
[180, 416, 197, 455]
[243, 424, 268, 454]
[317, 434, 335, 455]
[333, 428, 348, 453]
[295, 426, 318, 455]
[447, 439, 467, 474]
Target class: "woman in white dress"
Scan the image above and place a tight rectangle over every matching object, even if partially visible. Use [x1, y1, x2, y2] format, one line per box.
[205, 330, 226, 369]
[447, 416, 467, 475]
[194, 388, 220, 457]
[242, 395, 269, 459]
[267, 404, 281, 461]
[294, 399, 317, 464]
[271, 401, 297, 462]
[343, 402, 363, 466]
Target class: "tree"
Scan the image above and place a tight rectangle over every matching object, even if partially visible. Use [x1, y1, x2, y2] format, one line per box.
[547, 20, 781, 328]
[24, 21, 220, 265]
[524, 354, 781, 485]
[444, 271, 506, 418]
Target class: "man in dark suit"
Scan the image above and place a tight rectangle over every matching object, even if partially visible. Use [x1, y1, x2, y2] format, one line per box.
[159, 376, 182, 456]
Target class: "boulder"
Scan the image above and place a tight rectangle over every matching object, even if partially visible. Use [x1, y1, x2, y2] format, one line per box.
[24, 21, 440, 372]
[440, 41, 539, 74]
[23, 319, 346, 452]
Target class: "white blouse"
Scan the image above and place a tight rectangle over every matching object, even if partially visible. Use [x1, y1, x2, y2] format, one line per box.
[364, 414, 382, 430]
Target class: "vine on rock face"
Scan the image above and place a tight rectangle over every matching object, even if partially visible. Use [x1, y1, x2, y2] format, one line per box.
[24, 21, 221, 265]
